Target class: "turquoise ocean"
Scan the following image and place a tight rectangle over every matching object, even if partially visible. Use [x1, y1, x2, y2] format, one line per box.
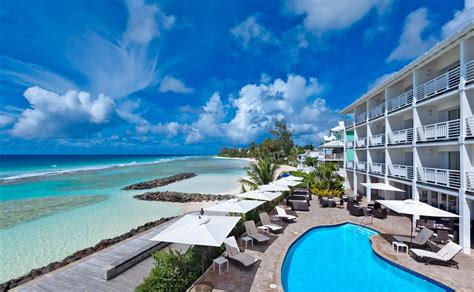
[0, 155, 248, 282]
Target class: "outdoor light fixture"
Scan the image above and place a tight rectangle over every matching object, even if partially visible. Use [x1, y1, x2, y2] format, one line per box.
[429, 149, 433, 156]
[428, 109, 433, 116]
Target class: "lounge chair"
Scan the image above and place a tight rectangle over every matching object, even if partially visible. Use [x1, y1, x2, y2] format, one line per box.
[393, 227, 434, 247]
[433, 230, 450, 245]
[411, 241, 463, 268]
[259, 212, 283, 233]
[244, 221, 270, 243]
[276, 206, 297, 222]
[223, 237, 258, 267]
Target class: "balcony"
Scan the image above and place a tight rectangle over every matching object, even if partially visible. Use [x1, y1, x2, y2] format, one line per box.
[466, 60, 474, 85]
[466, 117, 474, 138]
[369, 104, 385, 120]
[416, 167, 461, 189]
[345, 119, 354, 129]
[355, 112, 367, 125]
[387, 164, 414, 180]
[416, 119, 460, 142]
[322, 153, 344, 161]
[416, 66, 460, 102]
[369, 133, 385, 147]
[356, 137, 366, 148]
[466, 171, 474, 191]
[356, 161, 367, 172]
[369, 162, 385, 175]
[346, 161, 354, 169]
[346, 141, 354, 148]
[387, 90, 413, 113]
[388, 128, 413, 145]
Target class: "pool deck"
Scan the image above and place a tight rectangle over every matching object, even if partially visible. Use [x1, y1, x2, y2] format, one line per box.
[191, 197, 474, 292]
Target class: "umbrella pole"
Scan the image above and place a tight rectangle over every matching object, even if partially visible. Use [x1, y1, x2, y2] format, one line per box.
[410, 215, 413, 248]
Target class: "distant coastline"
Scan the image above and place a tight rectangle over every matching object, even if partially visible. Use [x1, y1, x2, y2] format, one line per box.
[212, 155, 256, 162]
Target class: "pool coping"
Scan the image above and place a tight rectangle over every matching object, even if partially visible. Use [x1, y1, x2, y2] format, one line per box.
[275, 221, 455, 291]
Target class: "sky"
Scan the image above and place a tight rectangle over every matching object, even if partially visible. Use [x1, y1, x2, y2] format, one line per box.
[0, 0, 473, 154]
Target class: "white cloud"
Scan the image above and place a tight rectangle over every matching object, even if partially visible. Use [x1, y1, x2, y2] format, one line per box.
[123, 0, 175, 45]
[0, 115, 15, 128]
[158, 76, 194, 93]
[231, 16, 273, 48]
[387, 8, 437, 62]
[193, 93, 225, 135]
[286, 0, 391, 34]
[368, 72, 395, 89]
[225, 74, 330, 144]
[135, 121, 182, 137]
[442, 0, 474, 38]
[10, 86, 117, 139]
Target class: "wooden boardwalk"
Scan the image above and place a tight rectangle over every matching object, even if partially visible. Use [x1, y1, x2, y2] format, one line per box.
[13, 218, 178, 292]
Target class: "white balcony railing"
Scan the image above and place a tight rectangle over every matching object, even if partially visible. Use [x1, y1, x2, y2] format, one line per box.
[346, 141, 354, 148]
[466, 117, 474, 138]
[356, 161, 367, 172]
[388, 128, 413, 145]
[466, 171, 474, 191]
[369, 162, 385, 175]
[388, 164, 414, 180]
[369, 104, 385, 120]
[355, 112, 367, 125]
[356, 137, 366, 148]
[416, 119, 460, 142]
[466, 60, 474, 84]
[346, 161, 354, 169]
[387, 90, 413, 112]
[323, 153, 344, 161]
[417, 167, 461, 189]
[345, 119, 354, 128]
[369, 133, 385, 147]
[416, 66, 460, 102]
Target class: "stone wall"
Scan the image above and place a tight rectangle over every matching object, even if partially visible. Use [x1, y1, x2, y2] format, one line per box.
[134, 191, 234, 202]
[123, 173, 197, 190]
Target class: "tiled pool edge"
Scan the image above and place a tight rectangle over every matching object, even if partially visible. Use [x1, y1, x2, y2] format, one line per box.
[275, 221, 455, 292]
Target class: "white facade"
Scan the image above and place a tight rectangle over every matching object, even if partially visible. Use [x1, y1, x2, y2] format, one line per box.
[342, 23, 474, 254]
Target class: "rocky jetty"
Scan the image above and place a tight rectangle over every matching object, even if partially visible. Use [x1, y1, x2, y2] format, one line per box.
[134, 191, 234, 202]
[123, 173, 197, 190]
[0, 217, 175, 291]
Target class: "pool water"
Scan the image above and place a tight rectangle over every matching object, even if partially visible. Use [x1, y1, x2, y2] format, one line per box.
[281, 224, 451, 292]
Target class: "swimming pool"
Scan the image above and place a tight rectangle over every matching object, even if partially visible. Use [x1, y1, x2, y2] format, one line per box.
[281, 223, 452, 291]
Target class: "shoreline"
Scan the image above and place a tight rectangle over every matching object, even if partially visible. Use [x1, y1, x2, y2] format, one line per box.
[212, 156, 256, 162]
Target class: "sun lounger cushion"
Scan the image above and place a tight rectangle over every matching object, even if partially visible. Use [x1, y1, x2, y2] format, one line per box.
[259, 212, 283, 232]
[229, 253, 257, 267]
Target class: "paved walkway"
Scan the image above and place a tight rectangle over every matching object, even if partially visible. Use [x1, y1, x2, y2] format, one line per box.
[192, 198, 474, 292]
[12, 218, 178, 292]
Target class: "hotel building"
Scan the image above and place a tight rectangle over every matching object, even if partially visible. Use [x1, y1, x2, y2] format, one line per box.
[342, 22, 474, 254]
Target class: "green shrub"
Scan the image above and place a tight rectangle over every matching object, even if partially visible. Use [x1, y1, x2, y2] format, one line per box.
[136, 246, 221, 292]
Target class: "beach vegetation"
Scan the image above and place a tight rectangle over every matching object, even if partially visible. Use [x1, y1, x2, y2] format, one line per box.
[239, 158, 279, 190]
[309, 163, 344, 197]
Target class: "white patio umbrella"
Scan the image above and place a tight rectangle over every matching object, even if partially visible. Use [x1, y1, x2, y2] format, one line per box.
[151, 213, 240, 280]
[273, 178, 301, 187]
[151, 213, 240, 246]
[235, 190, 282, 201]
[377, 199, 459, 246]
[281, 175, 304, 181]
[361, 183, 405, 192]
[204, 198, 264, 214]
[259, 183, 291, 192]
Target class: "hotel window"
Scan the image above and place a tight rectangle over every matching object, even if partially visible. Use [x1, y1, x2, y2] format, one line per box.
[447, 195, 458, 214]
[431, 192, 438, 207]
[440, 193, 448, 210]
[420, 191, 428, 203]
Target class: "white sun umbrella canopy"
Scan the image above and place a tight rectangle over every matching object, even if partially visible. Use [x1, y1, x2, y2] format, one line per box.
[361, 183, 405, 192]
[259, 183, 291, 192]
[377, 199, 459, 246]
[273, 178, 301, 187]
[204, 199, 264, 214]
[236, 190, 282, 201]
[377, 200, 459, 218]
[282, 175, 304, 181]
[151, 213, 240, 247]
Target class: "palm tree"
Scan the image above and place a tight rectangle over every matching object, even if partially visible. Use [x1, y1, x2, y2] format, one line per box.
[239, 158, 279, 190]
[313, 162, 344, 194]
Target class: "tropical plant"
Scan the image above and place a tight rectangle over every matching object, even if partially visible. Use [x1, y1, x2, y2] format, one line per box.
[311, 162, 344, 197]
[239, 158, 279, 190]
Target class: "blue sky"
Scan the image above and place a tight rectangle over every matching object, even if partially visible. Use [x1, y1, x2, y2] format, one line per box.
[0, 0, 472, 154]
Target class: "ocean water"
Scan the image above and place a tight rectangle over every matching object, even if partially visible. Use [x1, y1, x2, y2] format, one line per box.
[0, 155, 248, 282]
[282, 224, 449, 292]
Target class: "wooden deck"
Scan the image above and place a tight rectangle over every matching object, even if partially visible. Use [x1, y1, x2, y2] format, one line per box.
[13, 218, 178, 292]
